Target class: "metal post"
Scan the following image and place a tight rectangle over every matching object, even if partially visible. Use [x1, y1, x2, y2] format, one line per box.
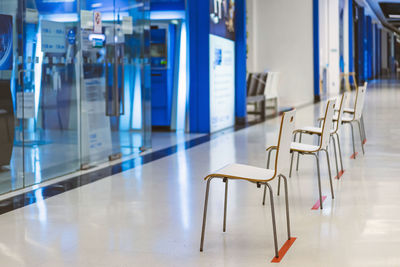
[357, 120, 365, 154]
[335, 133, 344, 172]
[266, 183, 279, 258]
[350, 122, 356, 159]
[330, 134, 339, 178]
[200, 178, 213, 251]
[280, 175, 291, 240]
[324, 149, 335, 199]
[313, 153, 323, 209]
[223, 178, 228, 232]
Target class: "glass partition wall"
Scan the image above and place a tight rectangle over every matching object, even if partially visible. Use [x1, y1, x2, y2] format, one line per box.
[0, 0, 151, 195]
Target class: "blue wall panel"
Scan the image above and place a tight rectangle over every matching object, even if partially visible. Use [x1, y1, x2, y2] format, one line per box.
[313, 0, 320, 101]
[235, 0, 247, 120]
[349, 0, 354, 74]
[187, 0, 210, 133]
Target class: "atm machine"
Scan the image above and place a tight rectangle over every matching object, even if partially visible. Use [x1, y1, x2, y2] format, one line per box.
[0, 14, 14, 167]
[150, 24, 176, 128]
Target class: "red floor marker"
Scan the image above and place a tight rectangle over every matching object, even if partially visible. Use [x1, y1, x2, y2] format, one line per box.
[335, 170, 345, 179]
[350, 152, 358, 159]
[271, 237, 297, 263]
[311, 196, 327, 210]
[363, 139, 367, 145]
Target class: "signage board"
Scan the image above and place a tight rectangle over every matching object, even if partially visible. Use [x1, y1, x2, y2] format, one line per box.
[209, 34, 235, 133]
[41, 20, 66, 53]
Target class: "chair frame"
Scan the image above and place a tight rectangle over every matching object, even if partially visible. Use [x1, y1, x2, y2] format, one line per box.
[264, 100, 336, 209]
[294, 93, 349, 179]
[341, 85, 367, 158]
[200, 111, 296, 259]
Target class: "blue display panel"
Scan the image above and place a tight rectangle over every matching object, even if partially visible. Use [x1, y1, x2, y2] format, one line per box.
[0, 14, 12, 70]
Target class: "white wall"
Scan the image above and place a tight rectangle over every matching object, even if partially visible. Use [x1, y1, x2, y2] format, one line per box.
[319, 0, 340, 97]
[246, 0, 314, 108]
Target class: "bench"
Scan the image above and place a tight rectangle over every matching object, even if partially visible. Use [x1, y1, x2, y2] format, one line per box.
[246, 72, 279, 118]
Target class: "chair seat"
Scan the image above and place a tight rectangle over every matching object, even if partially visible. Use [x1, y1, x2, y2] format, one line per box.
[290, 142, 319, 153]
[208, 163, 276, 182]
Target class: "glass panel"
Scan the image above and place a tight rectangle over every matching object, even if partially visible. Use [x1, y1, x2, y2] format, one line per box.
[79, 0, 151, 168]
[22, 1, 81, 186]
[0, 1, 23, 194]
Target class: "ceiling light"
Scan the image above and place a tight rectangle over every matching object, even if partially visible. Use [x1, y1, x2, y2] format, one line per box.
[389, 14, 400, 19]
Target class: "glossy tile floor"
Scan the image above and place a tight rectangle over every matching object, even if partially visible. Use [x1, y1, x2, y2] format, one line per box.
[1, 80, 400, 266]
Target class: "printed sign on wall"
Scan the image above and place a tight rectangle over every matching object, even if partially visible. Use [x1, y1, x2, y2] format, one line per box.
[93, 11, 102, 33]
[41, 20, 66, 53]
[209, 34, 235, 133]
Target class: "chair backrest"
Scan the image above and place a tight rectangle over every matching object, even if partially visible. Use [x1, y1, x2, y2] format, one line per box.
[264, 72, 274, 97]
[256, 72, 268, 95]
[333, 92, 349, 133]
[354, 84, 367, 120]
[273, 109, 296, 177]
[246, 73, 253, 95]
[319, 99, 336, 149]
[248, 73, 260, 96]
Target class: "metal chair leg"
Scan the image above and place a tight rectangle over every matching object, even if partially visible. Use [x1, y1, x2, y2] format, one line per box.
[357, 120, 365, 155]
[335, 133, 344, 172]
[361, 114, 366, 140]
[266, 183, 279, 259]
[200, 178, 213, 251]
[296, 133, 303, 171]
[277, 176, 281, 196]
[324, 149, 335, 199]
[313, 153, 323, 209]
[223, 178, 228, 232]
[289, 151, 294, 178]
[262, 184, 267, 205]
[330, 134, 339, 178]
[350, 122, 356, 159]
[280, 175, 291, 240]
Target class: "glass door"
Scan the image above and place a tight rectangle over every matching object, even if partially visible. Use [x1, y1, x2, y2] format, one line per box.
[79, 0, 151, 169]
[21, 1, 81, 186]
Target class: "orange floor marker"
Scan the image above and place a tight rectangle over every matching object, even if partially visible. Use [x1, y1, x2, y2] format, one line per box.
[363, 139, 367, 145]
[350, 152, 358, 159]
[271, 237, 297, 263]
[335, 170, 345, 179]
[311, 196, 327, 210]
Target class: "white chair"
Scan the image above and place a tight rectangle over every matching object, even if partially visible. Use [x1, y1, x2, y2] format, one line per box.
[265, 99, 336, 209]
[341, 85, 367, 158]
[342, 83, 368, 144]
[294, 93, 349, 179]
[200, 110, 296, 259]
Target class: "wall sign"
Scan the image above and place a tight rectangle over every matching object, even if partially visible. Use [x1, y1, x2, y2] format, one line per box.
[209, 0, 236, 133]
[41, 20, 66, 53]
[93, 11, 102, 33]
[81, 10, 94, 30]
[209, 34, 235, 133]
[16, 92, 35, 119]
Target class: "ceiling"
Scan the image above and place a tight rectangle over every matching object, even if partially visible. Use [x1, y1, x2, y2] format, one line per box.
[379, 1, 400, 28]
[364, 0, 400, 31]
